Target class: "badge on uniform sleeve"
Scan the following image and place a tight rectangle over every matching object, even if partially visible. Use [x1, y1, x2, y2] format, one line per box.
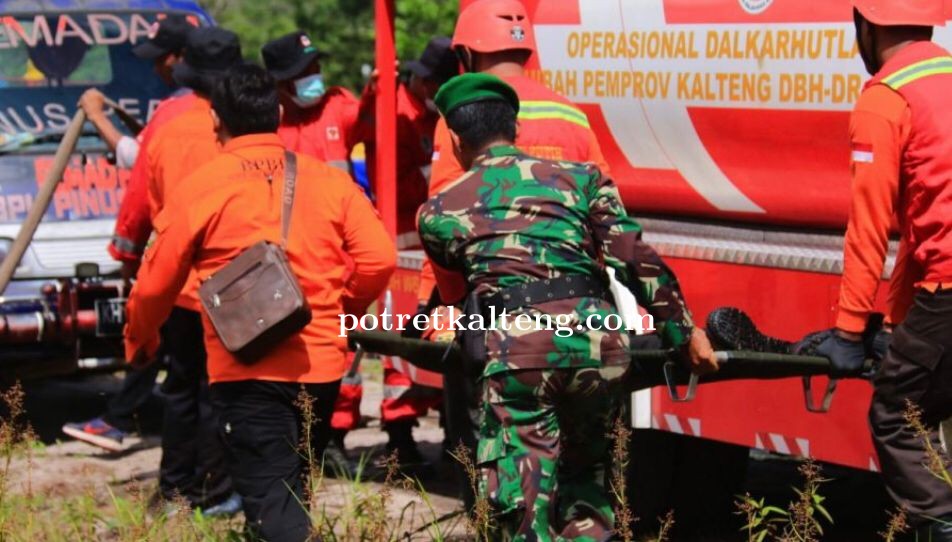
[326, 126, 340, 141]
[511, 25, 525, 42]
[851, 142, 874, 163]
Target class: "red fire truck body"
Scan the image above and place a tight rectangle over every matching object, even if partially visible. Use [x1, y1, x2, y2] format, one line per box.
[387, 0, 952, 473]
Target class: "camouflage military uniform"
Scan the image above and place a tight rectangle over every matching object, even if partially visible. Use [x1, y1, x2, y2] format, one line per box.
[418, 145, 695, 541]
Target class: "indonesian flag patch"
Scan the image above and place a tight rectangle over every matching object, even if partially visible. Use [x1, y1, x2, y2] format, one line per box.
[851, 142, 874, 164]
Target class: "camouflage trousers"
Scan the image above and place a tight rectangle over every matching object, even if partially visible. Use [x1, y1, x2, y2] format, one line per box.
[477, 364, 629, 542]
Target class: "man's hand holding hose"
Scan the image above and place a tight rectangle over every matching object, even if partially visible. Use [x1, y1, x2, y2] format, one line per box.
[685, 327, 719, 375]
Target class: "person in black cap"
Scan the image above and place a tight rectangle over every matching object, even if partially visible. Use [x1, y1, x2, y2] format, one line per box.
[404, 36, 459, 115]
[63, 14, 196, 454]
[348, 36, 458, 470]
[173, 26, 243, 96]
[133, 26, 244, 517]
[66, 25, 244, 518]
[261, 31, 360, 173]
[134, 13, 195, 87]
[76, 14, 193, 170]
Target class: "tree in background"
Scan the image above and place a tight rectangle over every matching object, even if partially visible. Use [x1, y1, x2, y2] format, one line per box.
[198, 0, 458, 92]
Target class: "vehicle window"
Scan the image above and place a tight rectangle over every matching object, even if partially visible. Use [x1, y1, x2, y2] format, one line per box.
[0, 12, 206, 135]
[0, 16, 119, 88]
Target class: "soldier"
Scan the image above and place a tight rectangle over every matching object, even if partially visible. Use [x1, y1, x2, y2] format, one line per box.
[418, 73, 718, 540]
[420, 0, 615, 507]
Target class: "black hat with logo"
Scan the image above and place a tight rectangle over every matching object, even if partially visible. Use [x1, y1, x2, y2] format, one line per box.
[405, 36, 458, 86]
[261, 31, 328, 82]
[132, 14, 193, 60]
[172, 27, 243, 93]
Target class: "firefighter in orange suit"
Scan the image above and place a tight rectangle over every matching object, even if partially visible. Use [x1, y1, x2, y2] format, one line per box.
[818, 2, 952, 538]
[261, 31, 360, 173]
[348, 36, 459, 466]
[125, 64, 396, 541]
[140, 27, 247, 513]
[62, 14, 196, 454]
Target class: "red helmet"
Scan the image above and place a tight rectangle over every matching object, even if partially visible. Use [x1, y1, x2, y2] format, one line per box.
[852, 0, 947, 27]
[452, 0, 537, 54]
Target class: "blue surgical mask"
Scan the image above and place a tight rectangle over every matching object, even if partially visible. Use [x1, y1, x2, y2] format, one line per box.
[291, 74, 326, 108]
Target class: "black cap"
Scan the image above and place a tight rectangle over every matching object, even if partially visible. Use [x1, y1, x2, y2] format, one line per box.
[132, 14, 192, 60]
[261, 31, 328, 82]
[405, 36, 458, 86]
[172, 27, 243, 93]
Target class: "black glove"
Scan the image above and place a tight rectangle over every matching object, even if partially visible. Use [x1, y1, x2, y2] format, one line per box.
[815, 332, 866, 378]
[871, 328, 892, 363]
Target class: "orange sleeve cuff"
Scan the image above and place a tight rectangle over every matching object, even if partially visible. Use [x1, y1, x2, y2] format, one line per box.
[123, 327, 160, 362]
[835, 307, 869, 334]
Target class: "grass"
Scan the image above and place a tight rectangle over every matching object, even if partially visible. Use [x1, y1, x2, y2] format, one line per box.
[735, 460, 833, 542]
[611, 414, 636, 542]
[0, 381, 464, 541]
[3, 376, 951, 541]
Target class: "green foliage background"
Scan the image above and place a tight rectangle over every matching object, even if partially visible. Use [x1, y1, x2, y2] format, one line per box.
[198, 0, 459, 92]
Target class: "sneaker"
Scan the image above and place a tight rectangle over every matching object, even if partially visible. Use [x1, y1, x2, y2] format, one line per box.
[201, 492, 243, 518]
[62, 417, 127, 452]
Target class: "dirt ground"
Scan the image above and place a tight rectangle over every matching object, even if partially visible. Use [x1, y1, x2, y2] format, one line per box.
[9, 371, 470, 540]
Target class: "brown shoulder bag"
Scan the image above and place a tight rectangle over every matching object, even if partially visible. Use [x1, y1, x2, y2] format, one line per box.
[198, 151, 312, 364]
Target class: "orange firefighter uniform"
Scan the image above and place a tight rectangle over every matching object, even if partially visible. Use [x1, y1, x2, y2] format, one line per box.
[286, 84, 363, 433]
[353, 82, 437, 244]
[278, 87, 360, 172]
[124, 133, 397, 383]
[330, 82, 443, 433]
[834, 0, 952, 530]
[139, 95, 220, 310]
[107, 90, 197, 262]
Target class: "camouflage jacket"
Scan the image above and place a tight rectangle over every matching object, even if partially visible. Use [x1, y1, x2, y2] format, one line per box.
[417, 145, 694, 376]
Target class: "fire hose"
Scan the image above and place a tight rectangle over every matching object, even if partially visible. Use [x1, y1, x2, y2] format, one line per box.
[346, 331, 874, 413]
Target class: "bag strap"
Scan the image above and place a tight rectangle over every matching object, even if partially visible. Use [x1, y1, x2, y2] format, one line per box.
[281, 151, 297, 250]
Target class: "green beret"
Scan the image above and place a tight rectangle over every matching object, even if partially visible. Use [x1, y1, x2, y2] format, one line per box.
[434, 73, 520, 117]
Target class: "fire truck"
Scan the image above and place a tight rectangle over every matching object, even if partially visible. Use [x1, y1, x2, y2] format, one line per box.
[373, 0, 952, 528]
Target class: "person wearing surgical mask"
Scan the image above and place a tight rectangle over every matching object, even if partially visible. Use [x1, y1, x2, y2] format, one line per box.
[261, 31, 359, 174]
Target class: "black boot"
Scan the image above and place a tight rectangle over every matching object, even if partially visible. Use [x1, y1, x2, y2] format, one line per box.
[383, 420, 427, 467]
